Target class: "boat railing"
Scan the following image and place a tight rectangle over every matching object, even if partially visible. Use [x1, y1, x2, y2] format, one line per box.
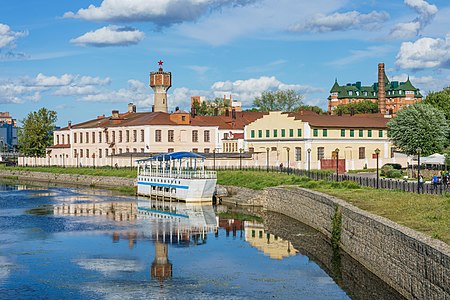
[138, 169, 217, 179]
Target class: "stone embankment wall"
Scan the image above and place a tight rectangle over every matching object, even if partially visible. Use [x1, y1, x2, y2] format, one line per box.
[216, 185, 266, 207]
[264, 187, 449, 300]
[0, 169, 135, 188]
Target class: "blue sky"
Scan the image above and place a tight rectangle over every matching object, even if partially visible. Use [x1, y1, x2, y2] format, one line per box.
[1, 0, 450, 126]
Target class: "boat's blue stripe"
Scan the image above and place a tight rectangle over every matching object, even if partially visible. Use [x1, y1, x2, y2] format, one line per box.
[137, 181, 189, 189]
[137, 207, 189, 218]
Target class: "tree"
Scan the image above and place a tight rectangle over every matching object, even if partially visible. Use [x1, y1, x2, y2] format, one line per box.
[296, 105, 326, 114]
[334, 101, 378, 115]
[424, 87, 450, 120]
[253, 90, 303, 112]
[387, 103, 449, 156]
[18, 108, 57, 157]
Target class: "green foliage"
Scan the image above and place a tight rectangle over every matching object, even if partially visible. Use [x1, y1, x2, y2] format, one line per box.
[296, 105, 326, 114]
[387, 103, 449, 156]
[424, 86, 450, 121]
[217, 212, 263, 222]
[334, 100, 378, 115]
[385, 169, 402, 178]
[18, 108, 57, 157]
[253, 90, 303, 112]
[331, 206, 342, 250]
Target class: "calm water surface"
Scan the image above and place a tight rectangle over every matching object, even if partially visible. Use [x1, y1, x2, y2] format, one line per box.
[0, 182, 403, 299]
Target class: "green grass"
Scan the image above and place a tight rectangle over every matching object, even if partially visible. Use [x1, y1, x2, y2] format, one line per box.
[218, 170, 450, 245]
[0, 165, 136, 178]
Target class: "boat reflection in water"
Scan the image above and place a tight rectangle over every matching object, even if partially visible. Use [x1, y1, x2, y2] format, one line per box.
[53, 197, 219, 284]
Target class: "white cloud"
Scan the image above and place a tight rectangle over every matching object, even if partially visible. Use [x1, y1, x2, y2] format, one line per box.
[71, 26, 144, 47]
[0, 23, 28, 48]
[396, 35, 450, 69]
[63, 0, 255, 25]
[390, 0, 437, 39]
[0, 73, 111, 104]
[290, 11, 389, 33]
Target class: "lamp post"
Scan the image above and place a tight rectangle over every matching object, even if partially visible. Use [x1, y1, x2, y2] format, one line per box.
[283, 147, 290, 175]
[239, 148, 244, 170]
[417, 147, 421, 194]
[307, 148, 311, 177]
[266, 147, 270, 172]
[335, 148, 340, 181]
[375, 148, 380, 189]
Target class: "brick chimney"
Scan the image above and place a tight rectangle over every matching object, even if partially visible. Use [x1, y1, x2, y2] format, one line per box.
[378, 63, 386, 114]
[128, 103, 136, 113]
[68, 121, 71, 129]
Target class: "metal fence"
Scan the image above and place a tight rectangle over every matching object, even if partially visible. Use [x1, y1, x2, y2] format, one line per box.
[212, 165, 447, 196]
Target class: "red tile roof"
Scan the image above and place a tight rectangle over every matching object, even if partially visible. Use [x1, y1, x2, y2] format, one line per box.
[48, 144, 70, 149]
[286, 111, 390, 128]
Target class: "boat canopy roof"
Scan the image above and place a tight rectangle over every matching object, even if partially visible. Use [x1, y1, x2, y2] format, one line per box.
[137, 151, 204, 162]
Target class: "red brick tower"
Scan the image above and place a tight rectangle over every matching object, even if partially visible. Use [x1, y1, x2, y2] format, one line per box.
[150, 60, 172, 113]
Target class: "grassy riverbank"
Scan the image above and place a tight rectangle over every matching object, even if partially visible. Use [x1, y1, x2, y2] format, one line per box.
[218, 171, 450, 245]
[1, 166, 448, 244]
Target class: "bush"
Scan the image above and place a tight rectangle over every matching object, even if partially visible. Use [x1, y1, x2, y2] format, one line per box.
[380, 165, 393, 176]
[385, 169, 402, 178]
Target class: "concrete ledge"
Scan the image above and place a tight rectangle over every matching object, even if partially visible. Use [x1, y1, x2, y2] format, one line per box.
[264, 187, 450, 300]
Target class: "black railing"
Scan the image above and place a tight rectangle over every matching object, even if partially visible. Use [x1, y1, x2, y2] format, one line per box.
[212, 165, 447, 196]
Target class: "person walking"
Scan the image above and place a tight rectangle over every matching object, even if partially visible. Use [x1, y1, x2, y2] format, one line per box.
[432, 175, 439, 193]
[419, 175, 424, 194]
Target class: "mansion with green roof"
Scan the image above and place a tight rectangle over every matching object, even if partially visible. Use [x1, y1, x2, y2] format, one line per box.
[328, 64, 422, 114]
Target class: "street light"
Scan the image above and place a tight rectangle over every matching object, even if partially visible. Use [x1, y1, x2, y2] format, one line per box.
[239, 148, 244, 170]
[307, 148, 311, 177]
[417, 147, 422, 194]
[335, 148, 340, 181]
[283, 147, 290, 175]
[266, 147, 270, 172]
[375, 148, 380, 189]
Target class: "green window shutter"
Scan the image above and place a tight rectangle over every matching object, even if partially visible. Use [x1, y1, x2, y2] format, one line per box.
[258, 130, 262, 138]
[251, 130, 255, 138]
[350, 129, 354, 137]
[368, 130, 372, 137]
[266, 130, 270, 138]
[281, 129, 285, 137]
[273, 129, 277, 138]
[289, 129, 294, 137]
[379, 130, 383, 137]
[359, 130, 363, 137]
[341, 129, 345, 137]
[313, 129, 318, 137]
[323, 129, 327, 137]
[297, 128, 302, 137]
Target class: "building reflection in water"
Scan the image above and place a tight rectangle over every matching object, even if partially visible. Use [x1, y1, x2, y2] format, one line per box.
[53, 197, 219, 284]
[218, 218, 298, 260]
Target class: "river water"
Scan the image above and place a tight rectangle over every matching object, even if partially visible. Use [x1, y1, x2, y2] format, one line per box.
[0, 181, 404, 299]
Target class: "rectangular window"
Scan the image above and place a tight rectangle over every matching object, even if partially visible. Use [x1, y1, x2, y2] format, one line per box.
[133, 148, 137, 153]
[350, 129, 354, 137]
[126, 148, 129, 153]
[119, 131, 122, 143]
[86, 132, 89, 143]
[281, 129, 285, 137]
[317, 147, 324, 160]
[168, 148, 174, 153]
[266, 130, 270, 138]
[99, 149, 102, 158]
[192, 130, 198, 142]
[105, 131, 109, 143]
[105, 149, 108, 156]
[140, 130, 144, 142]
[204, 130, 210, 142]
[323, 129, 328, 137]
[86, 149, 89, 158]
[168, 130, 174, 142]
[92, 132, 95, 144]
[140, 148, 144, 153]
[368, 130, 372, 137]
[251, 130, 255, 138]
[258, 130, 262, 138]
[80, 149, 83, 158]
[379, 130, 383, 137]
[62, 135, 65, 144]
[297, 129, 302, 137]
[359, 130, 363, 137]
[133, 130, 137, 142]
[192, 148, 198, 153]
[391, 147, 396, 158]
[56, 135, 60, 144]
[295, 147, 301, 161]
[112, 131, 115, 143]
[67, 134, 70, 144]
[74, 133, 77, 143]
[126, 130, 130, 142]
[112, 149, 115, 155]
[273, 129, 277, 138]
[204, 148, 210, 153]
[340, 129, 345, 137]
[118, 148, 122, 154]
[359, 147, 365, 159]
[80, 132, 83, 144]
[313, 129, 318, 137]
[289, 129, 294, 137]
[155, 130, 161, 142]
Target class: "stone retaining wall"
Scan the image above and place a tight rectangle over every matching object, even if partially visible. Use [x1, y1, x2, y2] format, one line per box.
[0, 169, 135, 188]
[264, 187, 450, 300]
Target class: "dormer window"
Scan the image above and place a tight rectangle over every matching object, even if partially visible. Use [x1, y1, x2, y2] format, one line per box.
[349, 91, 353, 96]
[182, 116, 186, 121]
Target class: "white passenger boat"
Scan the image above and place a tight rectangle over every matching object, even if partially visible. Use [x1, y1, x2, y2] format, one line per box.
[136, 152, 217, 203]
